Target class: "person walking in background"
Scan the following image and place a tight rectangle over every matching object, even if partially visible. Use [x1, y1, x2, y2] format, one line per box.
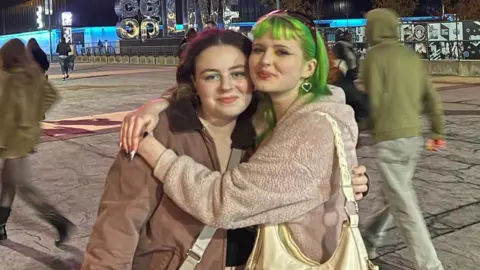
[68, 42, 76, 72]
[332, 30, 359, 81]
[361, 8, 445, 270]
[27, 38, 50, 120]
[26, 38, 50, 78]
[177, 28, 197, 60]
[331, 46, 369, 127]
[56, 37, 71, 81]
[0, 39, 74, 246]
[204, 20, 217, 30]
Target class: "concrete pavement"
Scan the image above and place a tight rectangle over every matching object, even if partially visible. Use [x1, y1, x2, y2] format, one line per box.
[0, 64, 479, 269]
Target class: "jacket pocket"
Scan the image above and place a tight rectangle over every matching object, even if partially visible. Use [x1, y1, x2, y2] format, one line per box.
[152, 248, 181, 270]
[133, 248, 181, 270]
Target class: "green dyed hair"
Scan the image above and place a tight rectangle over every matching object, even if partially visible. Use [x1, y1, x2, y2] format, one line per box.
[251, 13, 332, 143]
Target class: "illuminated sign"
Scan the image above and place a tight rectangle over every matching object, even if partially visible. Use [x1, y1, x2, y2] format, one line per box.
[115, 0, 163, 40]
[63, 27, 72, 43]
[36, 6, 44, 29]
[62, 12, 73, 26]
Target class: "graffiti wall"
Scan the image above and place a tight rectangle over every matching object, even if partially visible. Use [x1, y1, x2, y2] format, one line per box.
[322, 20, 480, 61]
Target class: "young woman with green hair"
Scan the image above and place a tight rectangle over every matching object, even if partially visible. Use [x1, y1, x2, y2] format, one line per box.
[121, 11, 365, 266]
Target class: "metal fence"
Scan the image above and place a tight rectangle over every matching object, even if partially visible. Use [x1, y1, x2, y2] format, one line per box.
[319, 20, 480, 61]
[76, 45, 178, 57]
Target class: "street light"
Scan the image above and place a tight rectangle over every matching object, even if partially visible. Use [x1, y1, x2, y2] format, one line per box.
[44, 0, 53, 62]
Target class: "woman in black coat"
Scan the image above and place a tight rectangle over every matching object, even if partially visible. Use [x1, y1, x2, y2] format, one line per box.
[27, 38, 50, 119]
[330, 48, 369, 125]
[27, 38, 50, 76]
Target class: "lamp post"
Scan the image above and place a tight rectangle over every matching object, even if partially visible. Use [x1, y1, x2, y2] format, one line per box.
[45, 0, 53, 62]
[276, 0, 280, 9]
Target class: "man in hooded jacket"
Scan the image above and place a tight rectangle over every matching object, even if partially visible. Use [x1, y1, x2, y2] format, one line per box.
[361, 8, 445, 270]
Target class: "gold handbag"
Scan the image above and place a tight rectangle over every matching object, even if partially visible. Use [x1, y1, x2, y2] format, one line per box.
[245, 112, 378, 270]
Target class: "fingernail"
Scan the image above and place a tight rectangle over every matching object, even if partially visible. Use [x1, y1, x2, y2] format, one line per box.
[130, 151, 136, 161]
[119, 142, 123, 148]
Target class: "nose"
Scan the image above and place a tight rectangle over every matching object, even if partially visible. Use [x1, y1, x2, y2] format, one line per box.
[260, 49, 272, 66]
[220, 76, 234, 92]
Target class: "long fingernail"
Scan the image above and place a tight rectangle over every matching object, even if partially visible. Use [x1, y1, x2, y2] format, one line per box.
[130, 151, 136, 161]
[119, 142, 123, 148]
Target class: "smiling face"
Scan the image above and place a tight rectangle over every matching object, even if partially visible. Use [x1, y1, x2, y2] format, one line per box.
[193, 45, 253, 122]
[249, 32, 316, 98]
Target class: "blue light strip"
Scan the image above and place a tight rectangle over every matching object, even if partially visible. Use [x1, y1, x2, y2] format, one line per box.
[231, 16, 443, 28]
[0, 15, 445, 48]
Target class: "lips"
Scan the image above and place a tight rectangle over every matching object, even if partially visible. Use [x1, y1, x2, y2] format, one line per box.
[257, 70, 274, 80]
[218, 96, 238, 104]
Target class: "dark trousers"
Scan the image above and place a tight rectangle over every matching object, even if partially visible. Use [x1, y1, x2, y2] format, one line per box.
[0, 157, 64, 223]
[58, 56, 70, 75]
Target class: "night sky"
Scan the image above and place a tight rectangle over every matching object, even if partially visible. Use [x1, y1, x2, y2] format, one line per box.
[0, 0, 29, 9]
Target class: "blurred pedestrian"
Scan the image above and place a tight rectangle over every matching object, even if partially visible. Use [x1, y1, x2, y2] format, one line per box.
[56, 37, 71, 80]
[0, 38, 74, 246]
[361, 9, 445, 270]
[26, 38, 50, 78]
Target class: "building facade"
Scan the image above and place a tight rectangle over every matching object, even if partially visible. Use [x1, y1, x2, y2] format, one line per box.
[0, 0, 117, 35]
[0, 0, 444, 36]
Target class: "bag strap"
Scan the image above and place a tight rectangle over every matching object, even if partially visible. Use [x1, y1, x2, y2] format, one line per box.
[317, 112, 359, 228]
[179, 148, 245, 270]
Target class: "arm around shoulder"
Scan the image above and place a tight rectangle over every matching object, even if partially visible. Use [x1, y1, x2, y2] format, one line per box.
[156, 112, 337, 229]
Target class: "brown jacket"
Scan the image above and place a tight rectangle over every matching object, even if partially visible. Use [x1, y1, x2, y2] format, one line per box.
[0, 68, 58, 158]
[82, 98, 256, 269]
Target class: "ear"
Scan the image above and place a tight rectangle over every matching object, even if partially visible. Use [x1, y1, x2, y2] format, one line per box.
[301, 58, 317, 79]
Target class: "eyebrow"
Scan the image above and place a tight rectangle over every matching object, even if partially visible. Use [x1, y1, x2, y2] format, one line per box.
[253, 43, 291, 50]
[273, 44, 290, 49]
[199, 64, 245, 75]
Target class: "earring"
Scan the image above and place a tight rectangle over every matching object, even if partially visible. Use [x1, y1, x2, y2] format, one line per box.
[301, 81, 312, 93]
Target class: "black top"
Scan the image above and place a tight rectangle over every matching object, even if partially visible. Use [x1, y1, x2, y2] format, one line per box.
[56, 42, 71, 56]
[331, 71, 369, 122]
[226, 228, 257, 266]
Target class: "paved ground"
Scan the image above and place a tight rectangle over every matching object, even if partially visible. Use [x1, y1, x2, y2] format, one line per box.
[0, 63, 479, 269]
